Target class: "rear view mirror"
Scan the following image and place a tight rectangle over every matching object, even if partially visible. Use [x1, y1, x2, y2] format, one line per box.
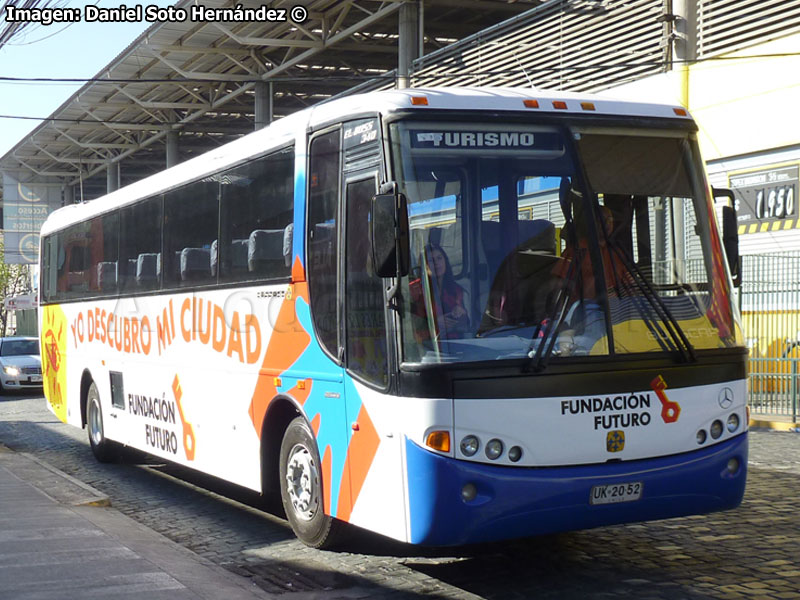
[371, 192, 410, 278]
[713, 187, 741, 287]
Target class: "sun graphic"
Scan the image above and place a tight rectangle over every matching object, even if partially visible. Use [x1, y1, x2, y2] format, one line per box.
[42, 306, 68, 423]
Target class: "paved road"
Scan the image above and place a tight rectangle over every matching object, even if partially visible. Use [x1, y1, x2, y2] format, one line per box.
[1, 393, 799, 599]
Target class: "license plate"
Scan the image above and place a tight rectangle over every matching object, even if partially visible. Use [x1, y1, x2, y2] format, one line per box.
[28, 376, 42, 383]
[590, 482, 643, 505]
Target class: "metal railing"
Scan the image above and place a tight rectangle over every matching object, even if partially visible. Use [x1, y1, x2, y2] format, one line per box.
[748, 357, 799, 421]
[741, 252, 800, 419]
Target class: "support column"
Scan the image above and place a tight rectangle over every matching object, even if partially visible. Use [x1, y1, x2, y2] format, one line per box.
[63, 184, 74, 206]
[398, 1, 421, 89]
[255, 81, 273, 130]
[166, 131, 179, 169]
[671, 0, 697, 108]
[106, 162, 119, 194]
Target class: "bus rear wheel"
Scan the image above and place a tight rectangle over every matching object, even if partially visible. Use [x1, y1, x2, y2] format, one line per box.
[86, 382, 118, 463]
[279, 416, 344, 548]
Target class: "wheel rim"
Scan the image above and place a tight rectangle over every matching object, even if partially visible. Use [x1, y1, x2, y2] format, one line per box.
[88, 398, 103, 446]
[285, 443, 320, 521]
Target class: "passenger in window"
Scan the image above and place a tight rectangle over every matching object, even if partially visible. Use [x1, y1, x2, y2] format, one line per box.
[410, 244, 470, 340]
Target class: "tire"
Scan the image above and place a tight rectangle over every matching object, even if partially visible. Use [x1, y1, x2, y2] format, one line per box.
[279, 416, 345, 548]
[86, 382, 118, 463]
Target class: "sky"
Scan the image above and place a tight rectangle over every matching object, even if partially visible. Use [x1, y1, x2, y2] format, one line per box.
[0, 0, 175, 158]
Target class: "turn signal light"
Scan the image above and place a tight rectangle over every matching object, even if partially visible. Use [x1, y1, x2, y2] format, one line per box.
[426, 430, 451, 452]
[552, 101, 568, 109]
[673, 107, 688, 116]
[523, 99, 540, 108]
[411, 96, 429, 106]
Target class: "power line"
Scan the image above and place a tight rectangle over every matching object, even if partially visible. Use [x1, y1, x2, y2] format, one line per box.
[0, 53, 798, 85]
[0, 0, 71, 48]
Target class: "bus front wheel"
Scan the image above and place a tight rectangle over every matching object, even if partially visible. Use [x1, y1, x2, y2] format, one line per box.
[279, 416, 344, 548]
[86, 382, 118, 463]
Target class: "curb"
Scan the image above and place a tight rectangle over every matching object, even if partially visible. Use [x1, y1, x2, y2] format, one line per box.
[0, 442, 112, 507]
[22, 450, 113, 506]
[749, 418, 800, 432]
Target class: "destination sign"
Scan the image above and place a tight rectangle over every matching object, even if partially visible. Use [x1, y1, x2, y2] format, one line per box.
[410, 129, 563, 152]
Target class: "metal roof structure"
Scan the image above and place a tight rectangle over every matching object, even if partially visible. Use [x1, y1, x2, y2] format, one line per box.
[0, 0, 543, 203]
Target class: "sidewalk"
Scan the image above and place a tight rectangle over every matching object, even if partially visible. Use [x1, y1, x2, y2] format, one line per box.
[0, 444, 273, 600]
[749, 414, 800, 431]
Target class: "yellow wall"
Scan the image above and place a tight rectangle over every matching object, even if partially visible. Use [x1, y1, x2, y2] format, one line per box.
[689, 33, 800, 161]
[600, 32, 800, 162]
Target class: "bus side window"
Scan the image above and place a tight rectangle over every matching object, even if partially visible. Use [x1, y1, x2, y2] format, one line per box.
[87, 211, 120, 296]
[307, 130, 342, 360]
[119, 196, 163, 293]
[218, 147, 294, 283]
[163, 180, 219, 288]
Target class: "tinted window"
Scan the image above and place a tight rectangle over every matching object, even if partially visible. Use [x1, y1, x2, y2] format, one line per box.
[119, 197, 162, 292]
[218, 148, 294, 282]
[40, 235, 56, 303]
[163, 181, 219, 288]
[307, 130, 341, 359]
[55, 223, 92, 300]
[87, 212, 120, 296]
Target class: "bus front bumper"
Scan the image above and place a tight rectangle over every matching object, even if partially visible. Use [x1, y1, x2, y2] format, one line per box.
[405, 433, 747, 546]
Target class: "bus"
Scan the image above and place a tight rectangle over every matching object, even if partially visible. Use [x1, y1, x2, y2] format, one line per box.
[39, 87, 748, 548]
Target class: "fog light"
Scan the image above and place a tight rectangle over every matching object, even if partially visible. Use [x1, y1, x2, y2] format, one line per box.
[726, 458, 740, 475]
[697, 429, 707, 445]
[710, 420, 724, 439]
[727, 413, 740, 433]
[485, 439, 503, 460]
[461, 483, 477, 502]
[460, 435, 479, 457]
[508, 446, 522, 462]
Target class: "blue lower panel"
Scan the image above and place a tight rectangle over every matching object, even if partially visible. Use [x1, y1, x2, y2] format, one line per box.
[406, 434, 747, 546]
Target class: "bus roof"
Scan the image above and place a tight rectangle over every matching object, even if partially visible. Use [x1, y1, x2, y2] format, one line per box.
[40, 86, 692, 236]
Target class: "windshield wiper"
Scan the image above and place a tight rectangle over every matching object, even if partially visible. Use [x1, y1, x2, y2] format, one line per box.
[524, 255, 579, 373]
[606, 241, 696, 363]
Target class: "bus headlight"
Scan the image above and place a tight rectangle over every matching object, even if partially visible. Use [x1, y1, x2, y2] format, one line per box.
[508, 446, 523, 462]
[460, 435, 479, 457]
[696, 429, 707, 445]
[727, 413, 740, 433]
[710, 420, 724, 439]
[485, 439, 504, 460]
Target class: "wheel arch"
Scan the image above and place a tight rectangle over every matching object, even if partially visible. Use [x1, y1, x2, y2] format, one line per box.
[260, 394, 307, 504]
[79, 369, 94, 427]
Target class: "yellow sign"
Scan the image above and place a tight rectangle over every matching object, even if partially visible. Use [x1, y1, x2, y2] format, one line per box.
[41, 305, 68, 423]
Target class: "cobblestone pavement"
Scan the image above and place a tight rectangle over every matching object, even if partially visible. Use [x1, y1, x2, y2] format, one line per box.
[1, 393, 799, 600]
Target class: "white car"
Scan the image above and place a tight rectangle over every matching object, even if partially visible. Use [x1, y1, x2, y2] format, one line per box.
[0, 337, 43, 393]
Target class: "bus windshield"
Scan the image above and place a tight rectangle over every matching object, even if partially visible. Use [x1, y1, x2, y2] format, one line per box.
[390, 121, 742, 365]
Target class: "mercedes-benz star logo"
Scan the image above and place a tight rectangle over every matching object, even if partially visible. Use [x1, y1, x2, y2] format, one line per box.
[718, 387, 734, 409]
